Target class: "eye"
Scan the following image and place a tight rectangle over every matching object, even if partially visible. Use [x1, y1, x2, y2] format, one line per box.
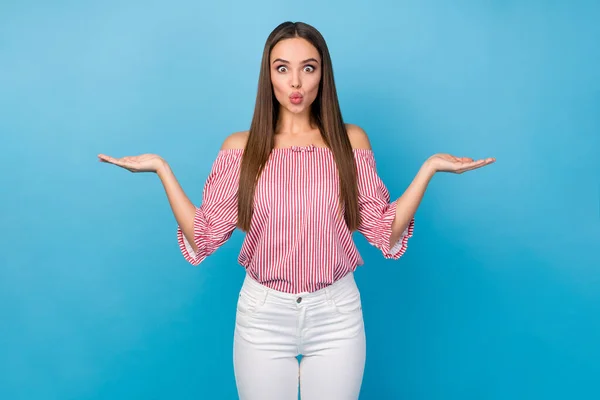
[276, 65, 288, 73]
[304, 65, 316, 73]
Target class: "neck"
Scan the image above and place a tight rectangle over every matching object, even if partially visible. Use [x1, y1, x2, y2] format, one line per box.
[275, 107, 313, 136]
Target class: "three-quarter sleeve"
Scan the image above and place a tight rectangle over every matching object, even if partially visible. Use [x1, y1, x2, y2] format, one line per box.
[354, 149, 414, 259]
[177, 149, 243, 265]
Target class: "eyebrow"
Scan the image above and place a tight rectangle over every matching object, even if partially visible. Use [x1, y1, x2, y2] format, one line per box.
[272, 58, 320, 65]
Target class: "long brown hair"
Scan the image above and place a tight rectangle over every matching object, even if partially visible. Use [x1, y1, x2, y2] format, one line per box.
[237, 21, 360, 232]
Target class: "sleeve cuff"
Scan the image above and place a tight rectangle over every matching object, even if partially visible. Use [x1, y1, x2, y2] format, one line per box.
[177, 207, 208, 266]
[386, 217, 415, 259]
[379, 199, 415, 260]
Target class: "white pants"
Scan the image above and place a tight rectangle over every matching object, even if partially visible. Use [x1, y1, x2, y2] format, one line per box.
[233, 272, 366, 400]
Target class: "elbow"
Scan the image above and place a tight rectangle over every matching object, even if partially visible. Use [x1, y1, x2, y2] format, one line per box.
[183, 231, 200, 254]
[177, 227, 206, 265]
[385, 217, 415, 259]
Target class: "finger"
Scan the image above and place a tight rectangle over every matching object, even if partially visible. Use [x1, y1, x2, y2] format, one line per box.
[98, 154, 118, 164]
[109, 158, 127, 167]
[98, 155, 131, 169]
[474, 158, 495, 166]
[454, 159, 480, 168]
[455, 159, 486, 172]
[460, 159, 494, 172]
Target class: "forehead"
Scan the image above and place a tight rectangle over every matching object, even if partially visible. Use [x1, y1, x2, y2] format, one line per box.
[270, 37, 320, 62]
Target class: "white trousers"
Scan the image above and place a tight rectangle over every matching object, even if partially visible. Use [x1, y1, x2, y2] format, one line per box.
[233, 272, 366, 400]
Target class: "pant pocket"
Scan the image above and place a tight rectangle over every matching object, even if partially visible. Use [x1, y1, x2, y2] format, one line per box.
[236, 290, 262, 317]
[331, 291, 362, 315]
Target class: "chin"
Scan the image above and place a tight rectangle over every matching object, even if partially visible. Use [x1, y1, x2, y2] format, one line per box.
[287, 100, 315, 114]
[289, 104, 308, 114]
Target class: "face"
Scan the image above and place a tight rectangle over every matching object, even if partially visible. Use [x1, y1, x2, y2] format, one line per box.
[270, 37, 322, 114]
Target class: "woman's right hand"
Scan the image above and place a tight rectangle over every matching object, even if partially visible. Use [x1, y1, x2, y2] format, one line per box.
[97, 153, 166, 174]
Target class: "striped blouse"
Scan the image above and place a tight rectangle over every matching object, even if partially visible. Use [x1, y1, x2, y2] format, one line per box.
[177, 144, 414, 294]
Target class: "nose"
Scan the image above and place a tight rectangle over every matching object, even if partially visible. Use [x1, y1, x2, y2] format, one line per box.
[290, 72, 302, 89]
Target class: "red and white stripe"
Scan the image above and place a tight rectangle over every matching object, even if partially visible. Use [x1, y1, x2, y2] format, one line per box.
[177, 144, 414, 294]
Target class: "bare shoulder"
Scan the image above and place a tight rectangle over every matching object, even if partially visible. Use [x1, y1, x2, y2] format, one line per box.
[345, 123, 372, 150]
[220, 130, 249, 150]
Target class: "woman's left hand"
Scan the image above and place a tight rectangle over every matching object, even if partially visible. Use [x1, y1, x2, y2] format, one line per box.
[426, 153, 496, 174]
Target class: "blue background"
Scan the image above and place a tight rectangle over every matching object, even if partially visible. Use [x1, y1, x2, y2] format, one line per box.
[1, 1, 599, 399]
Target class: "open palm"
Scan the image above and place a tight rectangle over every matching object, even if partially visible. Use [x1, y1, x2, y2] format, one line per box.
[428, 153, 495, 174]
[97, 153, 164, 173]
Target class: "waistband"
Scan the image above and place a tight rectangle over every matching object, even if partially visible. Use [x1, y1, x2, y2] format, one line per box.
[240, 272, 358, 307]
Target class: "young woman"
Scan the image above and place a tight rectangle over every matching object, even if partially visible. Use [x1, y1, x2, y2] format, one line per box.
[98, 21, 494, 400]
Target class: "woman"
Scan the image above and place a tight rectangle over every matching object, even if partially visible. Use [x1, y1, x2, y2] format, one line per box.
[98, 21, 494, 400]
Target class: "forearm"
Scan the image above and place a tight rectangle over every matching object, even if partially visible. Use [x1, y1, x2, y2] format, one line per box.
[389, 161, 436, 247]
[157, 161, 198, 253]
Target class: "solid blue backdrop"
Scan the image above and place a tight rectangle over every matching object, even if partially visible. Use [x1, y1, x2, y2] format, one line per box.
[1, 1, 599, 399]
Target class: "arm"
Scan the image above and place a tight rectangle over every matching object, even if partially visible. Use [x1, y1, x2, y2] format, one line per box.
[389, 153, 496, 247]
[157, 162, 198, 253]
[98, 152, 198, 251]
[97, 131, 249, 262]
[163, 131, 248, 254]
[347, 124, 414, 258]
[388, 162, 435, 248]
[347, 124, 494, 256]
